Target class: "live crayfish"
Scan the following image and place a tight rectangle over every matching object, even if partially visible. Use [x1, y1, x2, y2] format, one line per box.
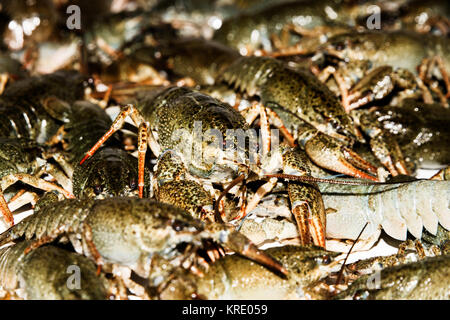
[80, 84, 376, 248]
[236, 177, 450, 252]
[157, 245, 341, 300]
[0, 240, 110, 300]
[335, 254, 450, 299]
[0, 138, 74, 227]
[1, 0, 449, 302]
[217, 55, 380, 180]
[128, 37, 241, 86]
[0, 70, 145, 226]
[0, 70, 84, 142]
[0, 197, 288, 295]
[50, 99, 150, 199]
[351, 100, 450, 173]
[157, 237, 450, 300]
[81, 85, 260, 228]
[212, 0, 364, 55]
[313, 30, 450, 108]
[217, 60, 409, 179]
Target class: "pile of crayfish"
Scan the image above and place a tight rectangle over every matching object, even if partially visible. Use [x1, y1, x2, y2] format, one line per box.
[0, 0, 448, 300]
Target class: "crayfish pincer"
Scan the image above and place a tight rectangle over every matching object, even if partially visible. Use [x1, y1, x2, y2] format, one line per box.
[0, 241, 109, 300]
[0, 198, 288, 281]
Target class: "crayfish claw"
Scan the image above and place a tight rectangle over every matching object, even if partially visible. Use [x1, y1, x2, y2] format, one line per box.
[304, 133, 379, 181]
[291, 198, 326, 248]
[208, 224, 288, 277]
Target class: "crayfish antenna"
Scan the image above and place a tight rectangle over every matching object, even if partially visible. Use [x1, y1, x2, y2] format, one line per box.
[335, 222, 369, 285]
[265, 173, 381, 186]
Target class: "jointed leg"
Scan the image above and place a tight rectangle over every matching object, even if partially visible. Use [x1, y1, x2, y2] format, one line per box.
[43, 162, 73, 193]
[289, 183, 326, 247]
[83, 223, 103, 275]
[259, 104, 271, 156]
[233, 177, 277, 221]
[7, 191, 39, 213]
[80, 104, 135, 164]
[265, 108, 296, 147]
[419, 56, 450, 101]
[137, 123, 148, 198]
[24, 234, 60, 254]
[0, 189, 14, 227]
[240, 103, 261, 125]
[1, 173, 74, 200]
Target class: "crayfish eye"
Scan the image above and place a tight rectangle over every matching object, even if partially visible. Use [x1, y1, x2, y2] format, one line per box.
[321, 255, 331, 264]
[334, 41, 345, 51]
[172, 219, 188, 232]
[93, 185, 103, 195]
[329, 118, 342, 131]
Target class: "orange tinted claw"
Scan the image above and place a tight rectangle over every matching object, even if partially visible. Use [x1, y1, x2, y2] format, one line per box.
[224, 229, 289, 276]
[305, 134, 379, 182]
[237, 236, 288, 276]
[292, 204, 326, 248]
[310, 215, 326, 248]
[293, 208, 326, 248]
[339, 160, 379, 182]
[343, 147, 378, 176]
[289, 178, 326, 248]
[292, 204, 311, 245]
